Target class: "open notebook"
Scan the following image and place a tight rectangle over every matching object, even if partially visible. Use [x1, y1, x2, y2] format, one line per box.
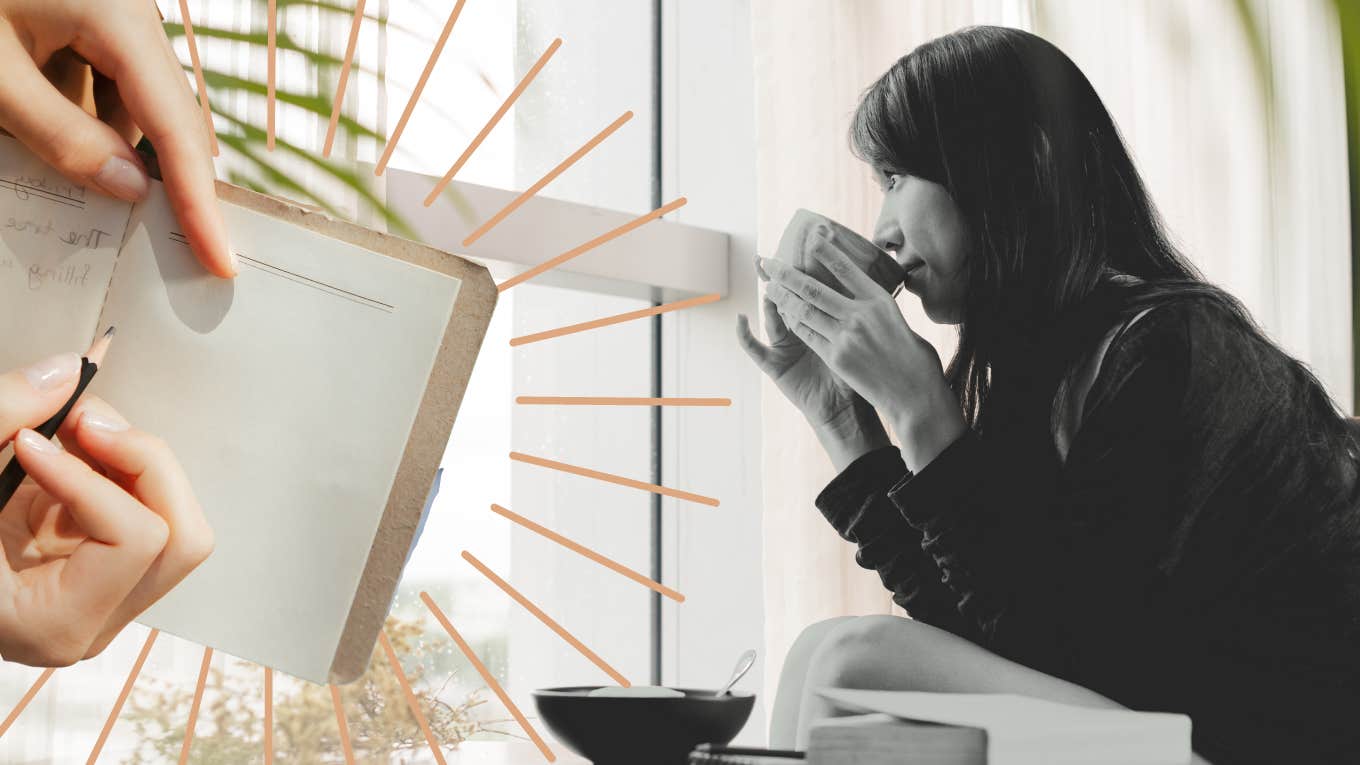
[0, 136, 497, 684]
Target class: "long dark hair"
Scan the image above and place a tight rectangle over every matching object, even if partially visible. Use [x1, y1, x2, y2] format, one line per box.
[849, 25, 1349, 444]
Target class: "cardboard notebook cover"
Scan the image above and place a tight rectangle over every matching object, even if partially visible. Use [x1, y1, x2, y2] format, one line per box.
[204, 183, 497, 683]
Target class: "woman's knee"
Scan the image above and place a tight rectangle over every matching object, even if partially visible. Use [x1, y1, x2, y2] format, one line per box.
[807, 615, 944, 691]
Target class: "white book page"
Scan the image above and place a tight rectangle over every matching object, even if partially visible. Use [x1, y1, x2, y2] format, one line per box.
[91, 183, 461, 683]
[0, 136, 132, 370]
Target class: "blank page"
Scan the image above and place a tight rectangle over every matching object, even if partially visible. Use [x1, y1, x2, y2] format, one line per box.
[92, 183, 462, 683]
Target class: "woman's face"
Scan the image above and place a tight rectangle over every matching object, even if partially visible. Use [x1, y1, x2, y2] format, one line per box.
[871, 172, 969, 324]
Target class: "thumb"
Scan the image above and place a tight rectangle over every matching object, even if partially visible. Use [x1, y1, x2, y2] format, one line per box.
[0, 353, 83, 444]
[0, 25, 149, 203]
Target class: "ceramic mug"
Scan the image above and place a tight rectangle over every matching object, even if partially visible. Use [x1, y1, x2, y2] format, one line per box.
[773, 208, 905, 296]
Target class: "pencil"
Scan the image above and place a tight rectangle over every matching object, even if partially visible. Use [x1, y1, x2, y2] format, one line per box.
[0, 327, 115, 508]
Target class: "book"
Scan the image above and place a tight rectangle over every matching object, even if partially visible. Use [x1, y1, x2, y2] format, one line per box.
[807, 713, 984, 765]
[689, 743, 806, 763]
[814, 689, 1191, 765]
[0, 136, 497, 684]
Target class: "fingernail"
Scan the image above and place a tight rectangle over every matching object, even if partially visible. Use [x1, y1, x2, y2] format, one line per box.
[82, 412, 130, 433]
[228, 247, 240, 276]
[17, 429, 60, 455]
[94, 156, 150, 202]
[22, 353, 81, 393]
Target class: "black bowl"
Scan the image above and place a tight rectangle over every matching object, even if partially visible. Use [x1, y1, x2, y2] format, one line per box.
[532, 686, 756, 765]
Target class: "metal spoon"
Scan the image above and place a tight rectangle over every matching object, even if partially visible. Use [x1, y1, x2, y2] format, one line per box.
[718, 649, 757, 696]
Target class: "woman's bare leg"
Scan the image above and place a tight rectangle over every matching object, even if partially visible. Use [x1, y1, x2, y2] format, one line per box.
[769, 616, 855, 748]
[794, 615, 1210, 764]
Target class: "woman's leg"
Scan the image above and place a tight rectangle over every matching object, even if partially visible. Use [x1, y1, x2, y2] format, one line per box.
[794, 615, 1212, 764]
[769, 616, 856, 748]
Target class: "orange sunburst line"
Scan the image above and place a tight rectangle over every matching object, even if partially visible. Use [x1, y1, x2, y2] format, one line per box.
[516, 396, 731, 407]
[176, 1, 218, 157]
[377, 631, 448, 765]
[423, 38, 563, 207]
[420, 592, 556, 762]
[510, 451, 719, 507]
[264, 667, 274, 765]
[87, 629, 160, 765]
[329, 684, 357, 764]
[0, 667, 55, 738]
[496, 197, 687, 293]
[490, 503, 685, 602]
[374, 0, 469, 176]
[178, 647, 213, 765]
[463, 110, 634, 246]
[463, 551, 631, 687]
[510, 292, 719, 346]
[266, 0, 277, 150]
[323, 0, 367, 158]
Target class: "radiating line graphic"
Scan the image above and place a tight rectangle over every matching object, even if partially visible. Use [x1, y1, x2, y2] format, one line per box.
[374, 0, 468, 176]
[420, 592, 556, 761]
[510, 292, 719, 346]
[377, 631, 448, 765]
[176, 1, 219, 156]
[0, 667, 54, 738]
[87, 629, 160, 765]
[490, 503, 685, 602]
[323, 0, 367, 157]
[516, 396, 731, 407]
[496, 197, 688, 292]
[266, 0, 277, 150]
[463, 551, 631, 686]
[463, 111, 634, 246]
[329, 684, 357, 764]
[264, 667, 274, 764]
[178, 647, 213, 765]
[424, 38, 564, 206]
[510, 451, 719, 507]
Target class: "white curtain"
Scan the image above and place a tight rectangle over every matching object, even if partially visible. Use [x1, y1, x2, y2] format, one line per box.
[752, 0, 1351, 710]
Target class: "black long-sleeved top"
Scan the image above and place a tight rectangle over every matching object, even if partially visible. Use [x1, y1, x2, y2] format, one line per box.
[815, 295, 1360, 764]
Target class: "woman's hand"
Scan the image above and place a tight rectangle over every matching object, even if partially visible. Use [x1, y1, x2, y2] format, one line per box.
[737, 257, 891, 472]
[0, 0, 233, 276]
[757, 229, 967, 472]
[0, 354, 213, 666]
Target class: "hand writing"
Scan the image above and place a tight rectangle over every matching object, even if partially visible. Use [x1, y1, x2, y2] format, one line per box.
[0, 353, 213, 665]
[0, 0, 234, 277]
[757, 228, 967, 471]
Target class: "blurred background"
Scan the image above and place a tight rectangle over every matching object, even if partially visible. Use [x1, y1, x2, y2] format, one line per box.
[0, 0, 1356, 762]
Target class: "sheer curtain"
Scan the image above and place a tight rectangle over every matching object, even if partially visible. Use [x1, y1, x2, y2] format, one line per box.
[752, 0, 1351, 708]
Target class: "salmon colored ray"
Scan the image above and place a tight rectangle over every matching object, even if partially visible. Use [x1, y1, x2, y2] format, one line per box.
[462, 111, 634, 246]
[423, 38, 563, 206]
[329, 684, 357, 765]
[378, 631, 448, 765]
[421, 592, 556, 761]
[267, 0, 277, 150]
[517, 396, 731, 407]
[462, 551, 631, 687]
[497, 197, 688, 293]
[176, 1, 219, 156]
[0, 667, 55, 738]
[323, 0, 367, 158]
[490, 503, 685, 602]
[87, 629, 160, 765]
[374, 0, 468, 176]
[510, 292, 719, 346]
[178, 647, 214, 765]
[264, 667, 274, 765]
[510, 451, 719, 507]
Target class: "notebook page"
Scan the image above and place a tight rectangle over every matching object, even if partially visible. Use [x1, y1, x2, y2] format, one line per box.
[0, 136, 133, 370]
[91, 183, 462, 683]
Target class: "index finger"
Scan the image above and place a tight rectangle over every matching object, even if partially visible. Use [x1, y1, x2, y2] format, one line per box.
[808, 232, 881, 299]
[74, 6, 235, 278]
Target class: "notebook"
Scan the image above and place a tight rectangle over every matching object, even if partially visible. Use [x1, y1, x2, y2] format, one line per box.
[815, 689, 1191, 765]
[0, 135, 498, 684]
[807, 713, 984, 765]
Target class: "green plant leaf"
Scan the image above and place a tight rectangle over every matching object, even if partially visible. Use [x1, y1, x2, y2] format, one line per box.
[195, 67, 385, 143]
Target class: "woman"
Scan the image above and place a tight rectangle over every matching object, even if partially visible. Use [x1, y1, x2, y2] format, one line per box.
[0, 0, 224, 665]
[738, 26, 1360, 764]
